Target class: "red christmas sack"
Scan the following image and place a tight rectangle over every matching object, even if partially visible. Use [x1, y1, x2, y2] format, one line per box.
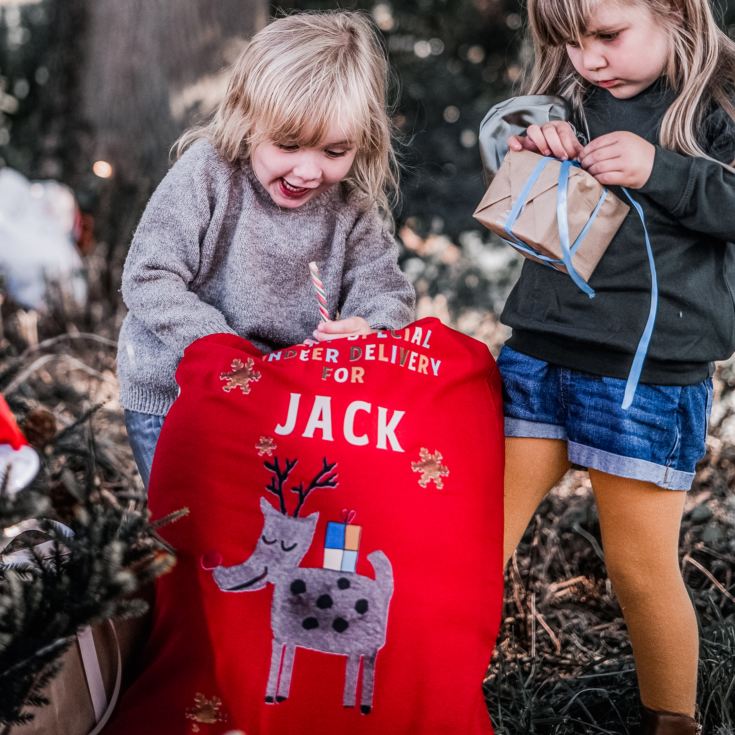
[106, 316, 504, 735]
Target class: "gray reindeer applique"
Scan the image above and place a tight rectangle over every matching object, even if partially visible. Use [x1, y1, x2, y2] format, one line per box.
[206, 456, 394, 714]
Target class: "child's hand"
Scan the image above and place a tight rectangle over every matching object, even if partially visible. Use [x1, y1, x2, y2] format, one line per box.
[580, 132, 655, 189]
[313, 317, 372, 342]
[508, 121, 583, 161]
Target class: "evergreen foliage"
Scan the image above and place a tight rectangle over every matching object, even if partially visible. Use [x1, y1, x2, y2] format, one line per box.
[0, 426, 174, 729]
[0, 310, 175, 729]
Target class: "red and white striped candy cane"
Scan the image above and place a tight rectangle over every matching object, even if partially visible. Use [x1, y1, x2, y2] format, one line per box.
[308, 261, 330, 322]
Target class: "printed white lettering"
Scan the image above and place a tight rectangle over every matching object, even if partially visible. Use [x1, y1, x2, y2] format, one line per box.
[303, 396, 334, 441]
[344, 401, 371, 446]
[377, 407, 405, 452]
[274, 393, 300, 435]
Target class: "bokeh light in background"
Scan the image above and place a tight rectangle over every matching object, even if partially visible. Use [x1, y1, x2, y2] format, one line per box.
[92, 160, 112, 179]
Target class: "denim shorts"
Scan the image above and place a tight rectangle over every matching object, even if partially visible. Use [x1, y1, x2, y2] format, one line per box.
[124, 409, 166, 490]
[496, 346, 714, 491]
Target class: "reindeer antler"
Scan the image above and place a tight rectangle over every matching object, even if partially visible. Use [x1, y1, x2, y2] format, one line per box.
[292, 457, 339, 517]
[263, 457, 298, 515]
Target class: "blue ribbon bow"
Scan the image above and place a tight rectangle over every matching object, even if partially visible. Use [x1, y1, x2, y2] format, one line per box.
[502, 156, 657, 410]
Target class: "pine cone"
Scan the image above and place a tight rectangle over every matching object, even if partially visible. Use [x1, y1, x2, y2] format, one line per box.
[23, 407, 57, 447]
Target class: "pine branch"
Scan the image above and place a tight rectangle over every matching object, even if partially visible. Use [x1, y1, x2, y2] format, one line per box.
[0, 401, 175, 726]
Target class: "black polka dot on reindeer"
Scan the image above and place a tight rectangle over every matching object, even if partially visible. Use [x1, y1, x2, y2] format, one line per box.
[316, 594, 333, 609]
[302, 617, 319, 630]
[332, 617, 349, 633]
[290, 579, 306, 595]
[337, 577, 351, 590]
[355, 599, 368, 614]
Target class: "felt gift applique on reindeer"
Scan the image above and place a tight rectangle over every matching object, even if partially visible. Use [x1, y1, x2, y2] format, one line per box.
[203, 456, 394, 714]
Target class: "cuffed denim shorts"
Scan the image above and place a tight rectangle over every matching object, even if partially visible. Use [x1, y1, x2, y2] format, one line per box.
[124, 409, 166, 490]
[496, 346, 714, 491]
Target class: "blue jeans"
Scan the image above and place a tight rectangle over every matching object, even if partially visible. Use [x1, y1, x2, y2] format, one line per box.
[124, 410, 166, 490]
[496, 346, 713, 491]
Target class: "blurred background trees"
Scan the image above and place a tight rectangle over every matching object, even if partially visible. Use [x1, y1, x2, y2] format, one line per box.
[0, 0, 268, 298]
[3, 0, 734, 315]
[1, 0, 530, 313]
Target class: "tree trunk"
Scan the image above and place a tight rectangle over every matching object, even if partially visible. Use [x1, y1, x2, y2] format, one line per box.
[82, 0, 267, 183]
[78, 0, 267, 297]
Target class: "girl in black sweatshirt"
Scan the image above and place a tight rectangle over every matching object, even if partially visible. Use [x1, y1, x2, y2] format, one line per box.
[494, 1, 735, 732]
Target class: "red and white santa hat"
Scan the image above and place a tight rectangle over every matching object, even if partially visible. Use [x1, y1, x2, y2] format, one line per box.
[0, 394, 39, 495]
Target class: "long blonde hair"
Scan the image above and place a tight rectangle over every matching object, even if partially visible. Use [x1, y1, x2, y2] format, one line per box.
[175, 10, 399, 213]
[524, 0, 735, 162]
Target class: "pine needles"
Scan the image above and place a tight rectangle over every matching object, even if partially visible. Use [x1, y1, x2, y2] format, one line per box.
[0, 303, 175, 729]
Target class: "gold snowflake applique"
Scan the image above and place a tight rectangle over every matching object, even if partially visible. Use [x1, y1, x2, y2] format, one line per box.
[256, 436, 277, 457]
[411, 448, 449, 490]
[185, 692, 228, 732]
[220, 358, 262, 395]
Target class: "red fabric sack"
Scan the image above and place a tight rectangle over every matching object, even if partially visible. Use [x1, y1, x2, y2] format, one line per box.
[106, 316, 504, 735]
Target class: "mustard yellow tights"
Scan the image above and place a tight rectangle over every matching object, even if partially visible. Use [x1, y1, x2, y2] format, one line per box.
[503, 437, 698, 717]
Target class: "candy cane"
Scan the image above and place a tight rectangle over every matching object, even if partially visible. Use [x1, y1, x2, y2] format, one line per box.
[308, 261, 330, 322]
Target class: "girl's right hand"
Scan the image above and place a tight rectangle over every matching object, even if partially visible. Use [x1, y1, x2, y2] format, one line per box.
[508, 121, 583, 161]
[313, 316, 373, 342]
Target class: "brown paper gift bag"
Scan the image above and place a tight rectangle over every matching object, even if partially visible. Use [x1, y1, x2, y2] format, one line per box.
[1, 521, 151, 735]
[11, 615, 150, 735]
[473, 149, 629, 283]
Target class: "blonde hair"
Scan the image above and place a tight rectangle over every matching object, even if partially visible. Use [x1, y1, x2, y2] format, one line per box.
[175, 10, 399, 213]
[524, 0, 735, 163]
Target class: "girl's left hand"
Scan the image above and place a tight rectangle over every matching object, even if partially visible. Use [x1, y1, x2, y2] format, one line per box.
[580, 132, 656, 189]
[313, 316, 373, 341]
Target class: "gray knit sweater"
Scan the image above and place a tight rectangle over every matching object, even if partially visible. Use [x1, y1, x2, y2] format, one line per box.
[117, 139, 416, 416]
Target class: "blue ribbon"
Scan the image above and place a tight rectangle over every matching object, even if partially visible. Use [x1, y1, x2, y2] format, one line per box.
[619, 190, 657, 410]
[501, 155, 657, 410]
[556, 161, 596, 298]
[502, 158, 597, 298]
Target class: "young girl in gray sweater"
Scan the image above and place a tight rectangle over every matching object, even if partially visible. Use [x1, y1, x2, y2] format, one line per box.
[117, 11, 415, 487]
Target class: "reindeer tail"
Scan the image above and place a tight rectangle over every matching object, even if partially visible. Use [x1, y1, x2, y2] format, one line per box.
[367, 550, 394, 597]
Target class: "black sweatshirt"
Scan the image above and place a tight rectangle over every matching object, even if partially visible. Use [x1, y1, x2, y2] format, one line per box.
[501, 79, 735, 384]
